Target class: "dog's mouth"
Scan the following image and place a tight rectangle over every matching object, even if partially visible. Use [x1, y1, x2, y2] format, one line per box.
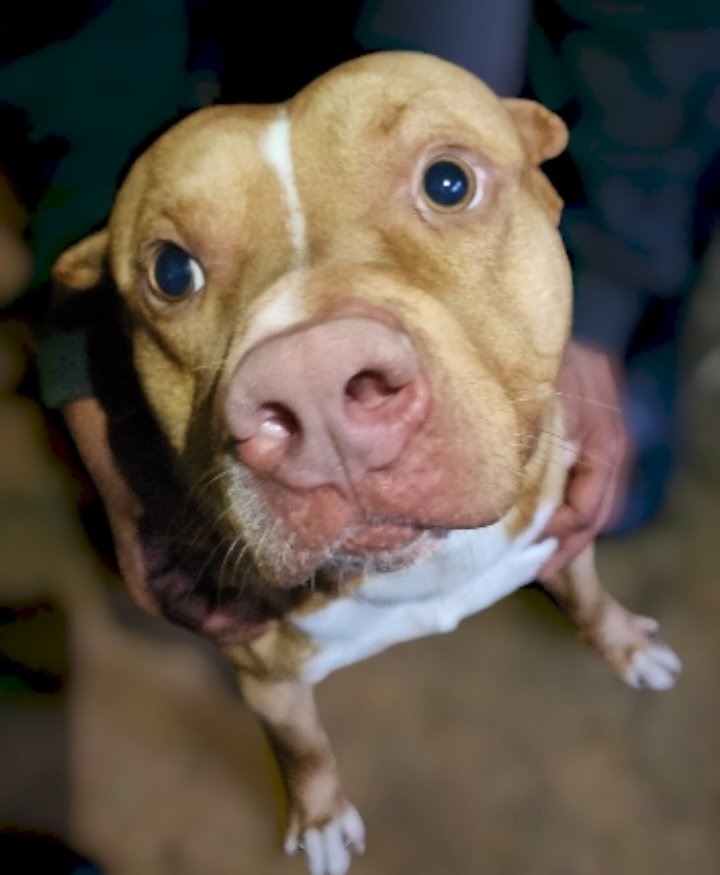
[342, 522, 428, 554]
[327, 522, 448, 574]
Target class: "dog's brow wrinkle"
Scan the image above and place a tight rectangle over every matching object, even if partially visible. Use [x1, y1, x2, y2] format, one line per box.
[261, 108, 307, 264]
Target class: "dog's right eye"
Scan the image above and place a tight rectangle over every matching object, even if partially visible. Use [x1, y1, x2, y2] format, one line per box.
[149, 243, 205, 300]
[420, 157, 478, 213]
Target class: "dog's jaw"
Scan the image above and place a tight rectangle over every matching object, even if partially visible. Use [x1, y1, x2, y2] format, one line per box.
[220, 454, 459, 587]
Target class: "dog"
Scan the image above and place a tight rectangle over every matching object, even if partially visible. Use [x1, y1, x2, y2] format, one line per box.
[52, 52, 681, 875]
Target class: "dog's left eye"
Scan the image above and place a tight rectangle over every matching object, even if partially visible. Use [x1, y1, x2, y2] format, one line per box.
[420, 157, 478, 212]
[150, 243, 205, 300]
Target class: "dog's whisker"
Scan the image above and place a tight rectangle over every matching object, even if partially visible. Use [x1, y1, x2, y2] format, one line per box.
[230, 542, 251, 591]
[169, 509, 212, 553]
[537, 428, 619, 471]
[183, 536, 230, 600]
[217, 535, 243, 593]
[510, 425, 618, 476]
[508, 388, 621, 417]
[162, 468, 231, 549]
[185, 467, 233, 506]
[507, 388, 554, 404]
[552, 390, 621, 414]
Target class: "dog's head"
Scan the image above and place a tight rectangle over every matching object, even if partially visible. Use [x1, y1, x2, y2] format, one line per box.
[54, 52, 571, 587]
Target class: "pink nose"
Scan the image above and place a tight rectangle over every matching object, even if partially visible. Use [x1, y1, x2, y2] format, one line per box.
[225, 317, 429, 489]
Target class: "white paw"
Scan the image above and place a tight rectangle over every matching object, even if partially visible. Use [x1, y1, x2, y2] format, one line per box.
[285, 806, 365, 875]
[624, 641, 682, 690]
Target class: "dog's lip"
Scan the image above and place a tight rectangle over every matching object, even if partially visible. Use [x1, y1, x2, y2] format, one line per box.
[338, 522, 448, 557]
[329, 524, 447, 575]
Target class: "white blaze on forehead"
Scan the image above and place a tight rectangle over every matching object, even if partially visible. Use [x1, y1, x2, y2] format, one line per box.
[242, 271, 307, 353]
[261, 109, 307, 263]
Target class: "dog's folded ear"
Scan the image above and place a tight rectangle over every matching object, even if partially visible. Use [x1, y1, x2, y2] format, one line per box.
[503, 99, 568, 165]
[52, 229, 109, 292]
[504, 99, 568, 225]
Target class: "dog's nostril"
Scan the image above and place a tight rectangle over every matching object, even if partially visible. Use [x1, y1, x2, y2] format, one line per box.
[344, 370, 399, 410]
[257, 403, 300, 439]
[234, 402, 300, 473]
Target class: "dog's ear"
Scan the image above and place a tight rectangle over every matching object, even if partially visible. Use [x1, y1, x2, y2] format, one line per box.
[504, 99, 568, 165]
[504, 100, 568, 226]
[52, 229, 109, 291]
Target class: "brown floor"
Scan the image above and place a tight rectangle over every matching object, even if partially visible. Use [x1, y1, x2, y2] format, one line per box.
[1, 246, 719, 875]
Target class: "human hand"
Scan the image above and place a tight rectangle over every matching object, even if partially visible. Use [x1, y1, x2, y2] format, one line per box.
[538, 340, 628, 581]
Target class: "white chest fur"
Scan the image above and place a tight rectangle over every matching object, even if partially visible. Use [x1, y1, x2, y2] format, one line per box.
[293, 503, 558, 684]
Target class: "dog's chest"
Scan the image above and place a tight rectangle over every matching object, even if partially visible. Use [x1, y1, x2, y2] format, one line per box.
[292, 503, 558, 683]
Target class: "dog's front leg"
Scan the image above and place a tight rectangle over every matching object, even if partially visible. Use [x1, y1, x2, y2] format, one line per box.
[238, 673, 365, 875]
[543, 545, 681, 690]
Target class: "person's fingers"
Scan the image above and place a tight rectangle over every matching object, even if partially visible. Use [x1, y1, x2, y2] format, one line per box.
[536, 340, 629, 580]
[539, 465, 622, 579]
[538, 529, 588, 582]
[542, 460, 607, 537]
[537, 460, 607, 579]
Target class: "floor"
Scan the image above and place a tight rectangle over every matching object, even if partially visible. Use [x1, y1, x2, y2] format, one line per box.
[1, 246, 719, 875]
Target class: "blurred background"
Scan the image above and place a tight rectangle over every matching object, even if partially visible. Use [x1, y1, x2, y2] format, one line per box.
[1, 2, 719, 873]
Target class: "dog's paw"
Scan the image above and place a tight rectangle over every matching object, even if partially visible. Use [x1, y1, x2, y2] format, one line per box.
[285, 805, 365, 875]
[587, 608, 682, 691]
[623, 638, 682, 690]
[608, 614, 681, 691]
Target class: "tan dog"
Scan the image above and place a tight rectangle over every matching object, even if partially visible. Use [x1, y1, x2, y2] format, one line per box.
[53, 53, 680, 875]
